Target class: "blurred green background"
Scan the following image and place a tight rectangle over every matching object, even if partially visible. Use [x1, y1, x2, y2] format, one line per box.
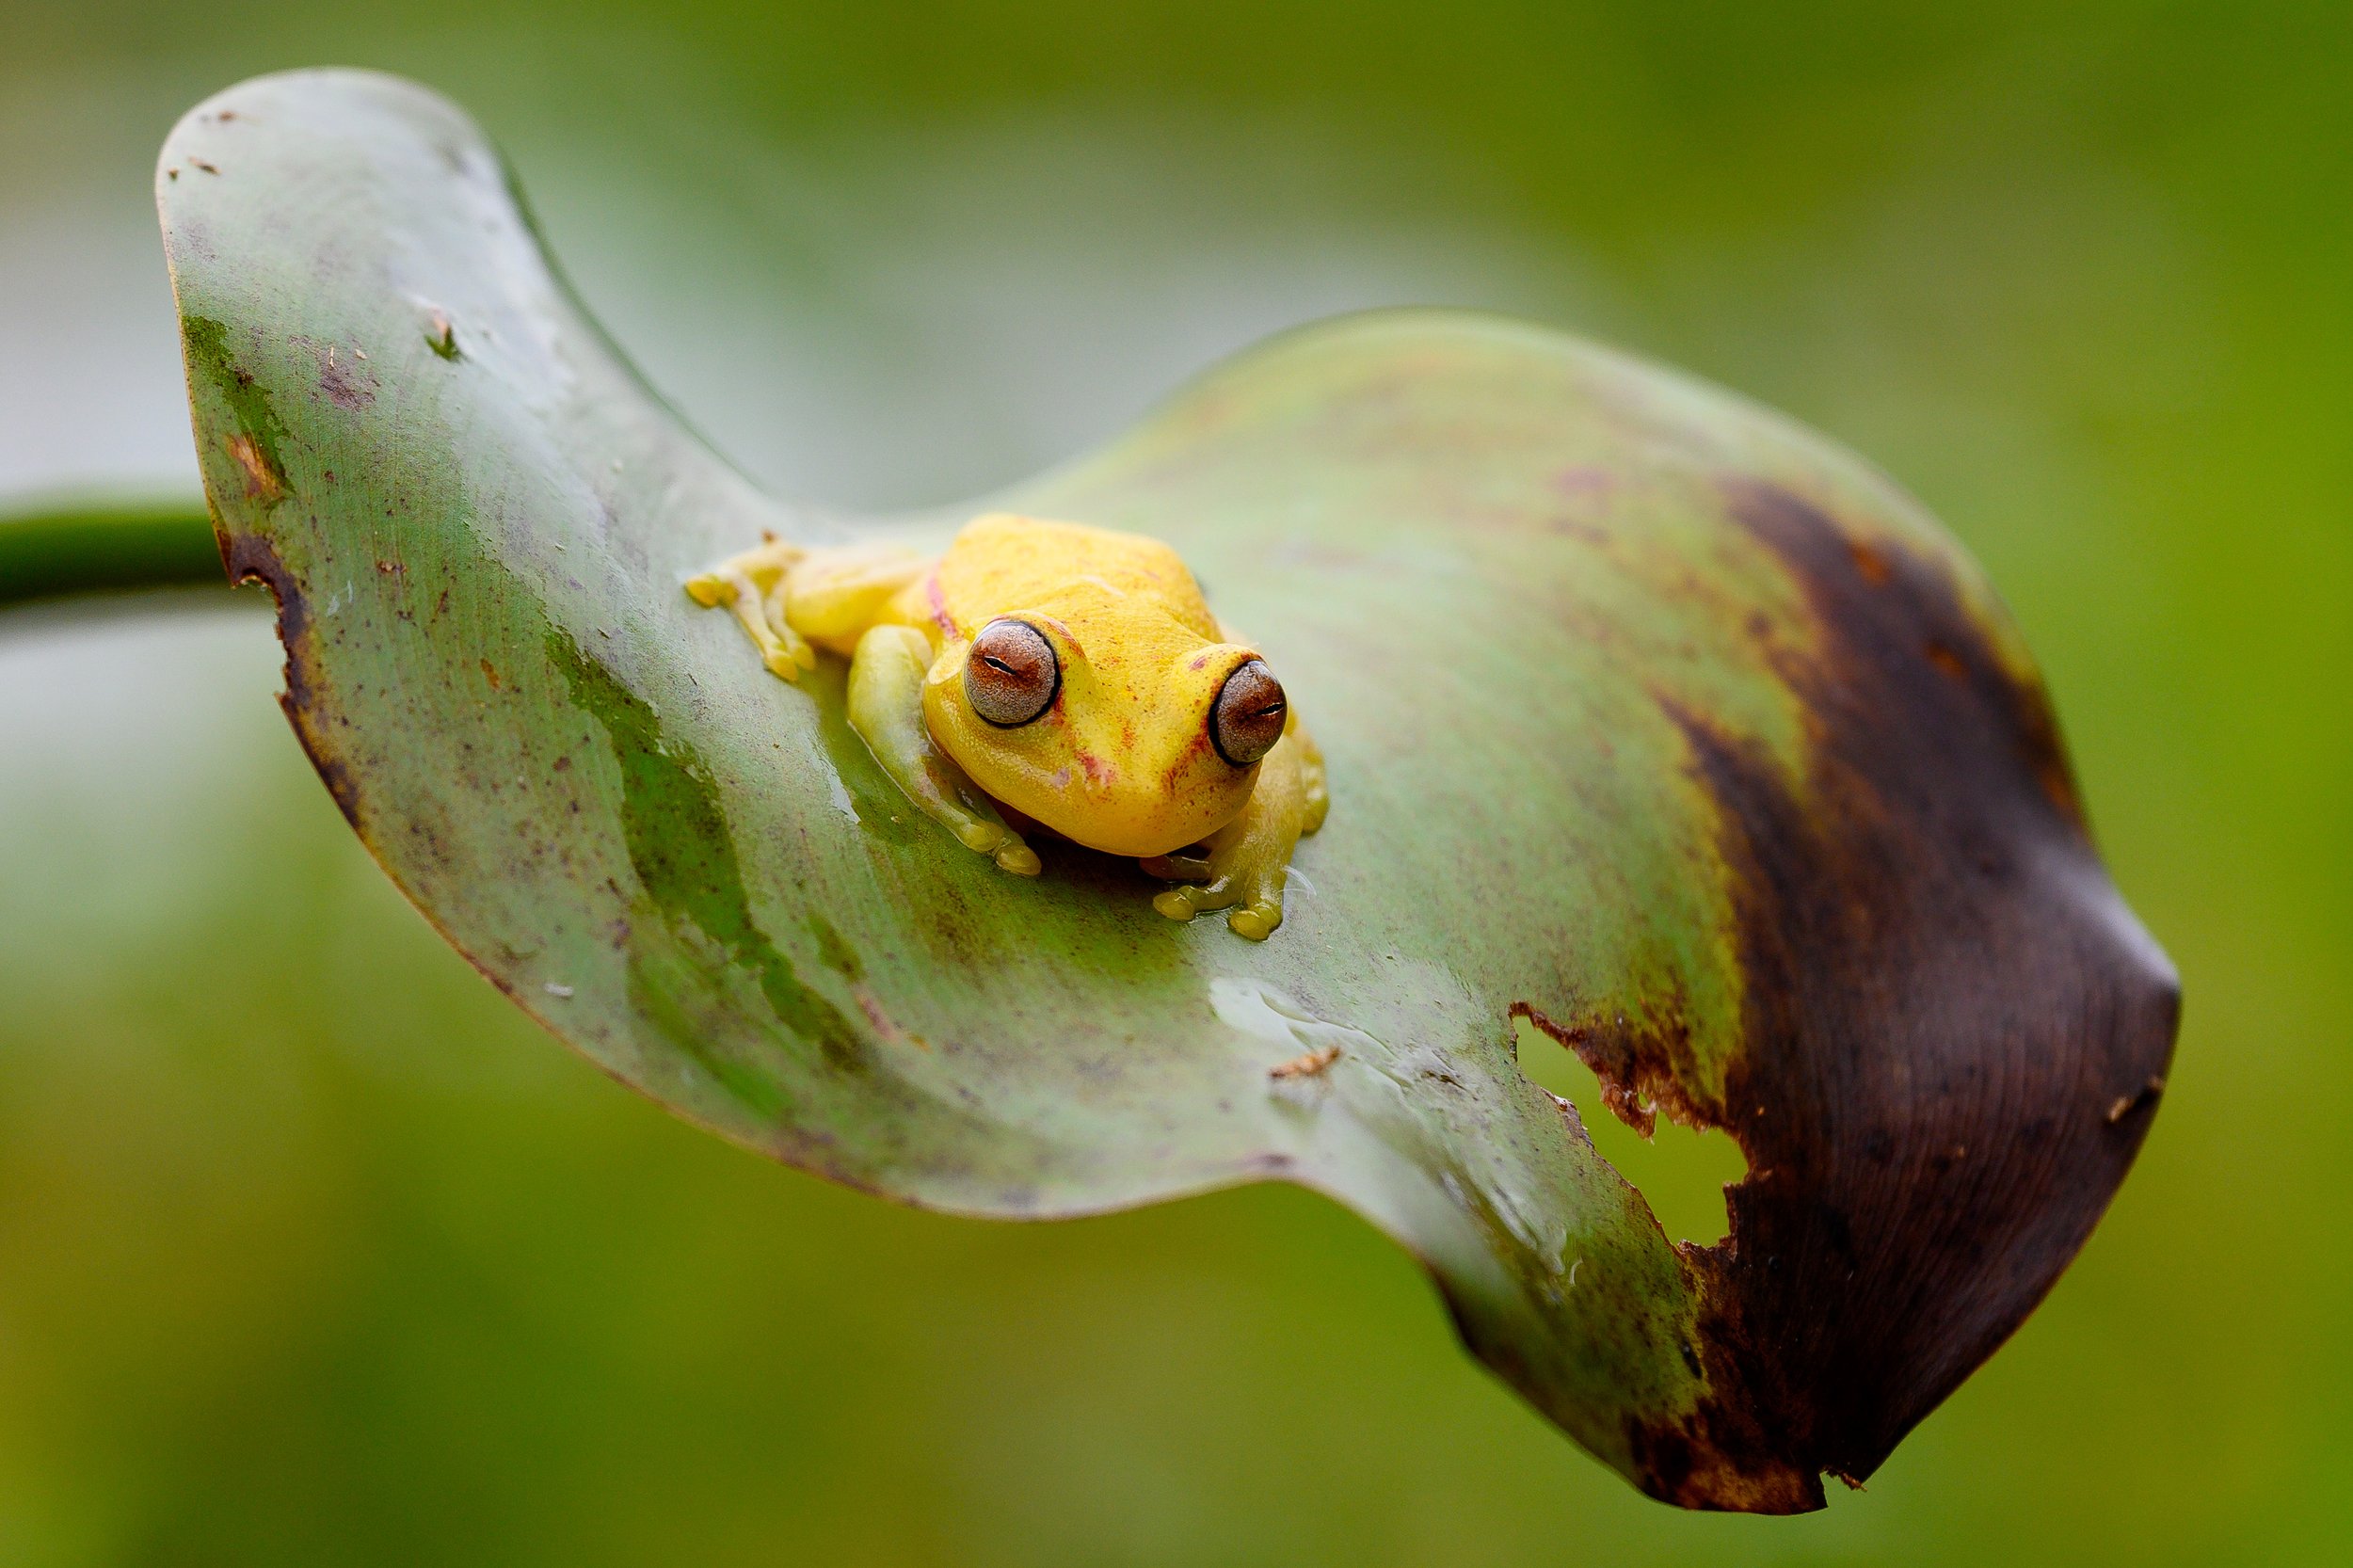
[2, 1, 2345, 1562]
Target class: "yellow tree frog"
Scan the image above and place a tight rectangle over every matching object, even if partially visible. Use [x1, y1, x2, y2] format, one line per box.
[685, 513, 1327, 939]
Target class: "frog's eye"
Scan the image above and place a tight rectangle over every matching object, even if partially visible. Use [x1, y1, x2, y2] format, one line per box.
[1210, 659, 1287, 768]
[965, 618, 1060, 728]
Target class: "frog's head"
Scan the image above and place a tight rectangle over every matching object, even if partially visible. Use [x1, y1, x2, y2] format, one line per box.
[920, 581, 1287, 859]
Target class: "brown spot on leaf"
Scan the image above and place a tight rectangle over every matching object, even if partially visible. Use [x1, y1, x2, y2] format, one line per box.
[225, 431, 284, 504]
[1269, 1044, 1341, 1079]
[2105, 1075, 2167, 1125]
[1923, 640, 1968, 682]
[219, 533, 360, 831]
[315, 344, 377, 410]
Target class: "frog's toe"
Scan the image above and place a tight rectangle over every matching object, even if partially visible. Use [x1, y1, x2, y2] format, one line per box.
[1155, 877, 1267, 931]
[1301, 792, 1330, 837]
[1226, 901, 1281, 941]
[1140, 851, 1213, 882]
[760, 647, 811, 681]
[683, 573, 728, 607]
[954, 821, 1040, 875]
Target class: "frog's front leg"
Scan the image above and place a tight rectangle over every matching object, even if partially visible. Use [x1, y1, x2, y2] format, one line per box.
[846, 625, 1042, 876]
[684, 537, 815, 680]
[776, 544, 928, 658]
[1144, 720, 1317, 940]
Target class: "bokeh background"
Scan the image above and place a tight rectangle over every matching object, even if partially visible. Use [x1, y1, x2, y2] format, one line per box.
[2, 1, 2346, 1562]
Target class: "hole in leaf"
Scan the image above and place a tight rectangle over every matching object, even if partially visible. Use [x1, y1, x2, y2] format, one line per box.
[1512, 1015, 1748, 1246]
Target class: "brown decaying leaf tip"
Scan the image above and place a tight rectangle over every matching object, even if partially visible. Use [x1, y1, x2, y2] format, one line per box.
[1581, 480, 2178, 1510]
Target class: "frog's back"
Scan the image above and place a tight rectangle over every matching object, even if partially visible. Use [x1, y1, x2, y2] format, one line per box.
[921, 514, 1220, 640]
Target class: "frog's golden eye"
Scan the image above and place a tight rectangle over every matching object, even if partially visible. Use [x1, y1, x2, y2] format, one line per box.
[965, 618, 1060, 728]
[1210, 659, 1287, 768]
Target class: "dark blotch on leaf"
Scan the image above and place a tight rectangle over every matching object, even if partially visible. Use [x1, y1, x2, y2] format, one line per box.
[183, 313, 292, 507]
[808, 913, 864, 984]
[549, 630, 870, 1079]
[219, 531, 362, 831]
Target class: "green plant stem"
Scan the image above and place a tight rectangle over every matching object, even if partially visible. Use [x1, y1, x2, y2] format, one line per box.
[0, 495, 224, 609]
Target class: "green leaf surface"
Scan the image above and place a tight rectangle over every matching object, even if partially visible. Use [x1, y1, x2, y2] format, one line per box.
[157, 70, 2176, 1512]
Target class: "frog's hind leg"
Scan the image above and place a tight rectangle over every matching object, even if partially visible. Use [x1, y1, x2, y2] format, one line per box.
[847, 624, 1041, 876]
[685, 536, 815, 680]
[778, 544, 928, 659]
[1144, 723, 1314, 940]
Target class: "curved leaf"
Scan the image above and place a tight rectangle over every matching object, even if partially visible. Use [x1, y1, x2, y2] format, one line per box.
[157, 70, 2177, 1511]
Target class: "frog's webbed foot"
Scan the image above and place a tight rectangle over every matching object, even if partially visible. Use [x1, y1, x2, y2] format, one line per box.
[848, 625, 1040, 876]
[1148, 857, 1287, 940]
[1146, 725, 1314, 940]
[685, 537, 816, 680]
